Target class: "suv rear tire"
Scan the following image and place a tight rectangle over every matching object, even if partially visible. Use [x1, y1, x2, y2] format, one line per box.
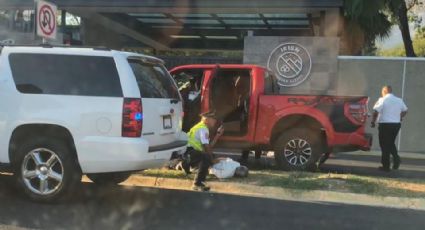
[14, 137, 82, 202]
[86, 172, 132, 185]
[273, 128, 324, 171]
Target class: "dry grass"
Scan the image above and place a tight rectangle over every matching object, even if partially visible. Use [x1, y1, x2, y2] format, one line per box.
[140, 169, 425, 198]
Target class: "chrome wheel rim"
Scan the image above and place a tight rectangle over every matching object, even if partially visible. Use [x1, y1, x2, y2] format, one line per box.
[283, 139, 312, 166]
[21, 148, 64, 196]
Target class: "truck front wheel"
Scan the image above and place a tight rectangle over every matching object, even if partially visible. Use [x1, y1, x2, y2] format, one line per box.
[273, 128, 324, 171]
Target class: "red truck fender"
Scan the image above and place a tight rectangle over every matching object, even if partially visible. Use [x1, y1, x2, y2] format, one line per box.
[267, 107, 336, 147]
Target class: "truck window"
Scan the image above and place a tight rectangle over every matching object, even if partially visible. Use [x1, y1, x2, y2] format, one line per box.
[9, 53, 123, 97]
[128, 59, 179, 99]
[172, 69, 203, 91]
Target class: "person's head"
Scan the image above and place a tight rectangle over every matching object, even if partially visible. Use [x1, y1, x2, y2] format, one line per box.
[234, 166, 249, 177]
[381, 85, 393, 97]
[201, 111, 218, 129]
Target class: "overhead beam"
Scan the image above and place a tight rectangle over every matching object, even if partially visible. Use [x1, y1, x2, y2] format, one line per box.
[102, 13, 176, 43]
[259, 14, 272, 30]
[0, 0, 342, 13]
[170, 39, 244, 50]
[133, 15, 310, 21]
[150, 24, 309, 29]
[77, 12, 170, 50]
[210, 14, 230, 30]
[163, 28, 313, 37]
[0, 0, 33, 10]
[163, 13, 207, 40]
[163, 13, 184, 26]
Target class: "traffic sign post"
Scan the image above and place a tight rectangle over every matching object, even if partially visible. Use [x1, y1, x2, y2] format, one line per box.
[36, 0, 57, 41]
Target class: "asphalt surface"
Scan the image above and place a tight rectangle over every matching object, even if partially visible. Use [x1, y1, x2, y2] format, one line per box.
[321, 152, 425, 179]
[1, 173, 425, 230]
[1, 151, 425, 230]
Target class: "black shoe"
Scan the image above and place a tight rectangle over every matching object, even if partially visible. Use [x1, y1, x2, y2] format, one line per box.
[378, 166, 391, 172]
[192, 183, 210, 192]
[393, 159, 401, 170]
[181, 161, 191, 175]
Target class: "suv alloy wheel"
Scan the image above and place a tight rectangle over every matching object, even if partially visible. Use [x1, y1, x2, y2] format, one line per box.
[14, 137, 81, 202]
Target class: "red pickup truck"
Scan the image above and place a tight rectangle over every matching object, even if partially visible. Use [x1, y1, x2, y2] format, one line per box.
[170, 64, 372, 171]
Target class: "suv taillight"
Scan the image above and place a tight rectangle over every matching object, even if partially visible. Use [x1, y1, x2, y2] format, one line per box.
[344, 100, 368, 125]
[122, 98, 143, 137]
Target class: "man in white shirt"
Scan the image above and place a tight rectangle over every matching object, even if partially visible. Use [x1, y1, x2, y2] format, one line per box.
[371, 86, 408, 172]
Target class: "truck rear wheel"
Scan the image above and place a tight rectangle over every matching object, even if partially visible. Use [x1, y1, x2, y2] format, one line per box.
[273, 128, 324, 171]
[87, 172, 132, 186]
[14, 137, 82, 202]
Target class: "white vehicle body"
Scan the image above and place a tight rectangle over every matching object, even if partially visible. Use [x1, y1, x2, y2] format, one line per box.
[0, 46, 187, 176]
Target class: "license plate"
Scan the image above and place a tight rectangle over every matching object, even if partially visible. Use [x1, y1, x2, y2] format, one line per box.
[163, 115, 172, 129]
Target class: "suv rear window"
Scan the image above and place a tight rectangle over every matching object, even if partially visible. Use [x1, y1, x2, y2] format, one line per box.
[9, 53, 123, 97]
[128, 59, 179, 99]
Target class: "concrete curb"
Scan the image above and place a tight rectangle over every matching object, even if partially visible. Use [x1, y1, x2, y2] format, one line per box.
[121, 175, 425, 211]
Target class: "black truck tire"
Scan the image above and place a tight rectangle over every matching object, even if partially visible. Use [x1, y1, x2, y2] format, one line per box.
[274, 128, 325, 171]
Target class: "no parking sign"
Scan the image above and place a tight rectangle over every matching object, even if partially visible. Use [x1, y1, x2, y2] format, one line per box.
[36, 0, 57, 40]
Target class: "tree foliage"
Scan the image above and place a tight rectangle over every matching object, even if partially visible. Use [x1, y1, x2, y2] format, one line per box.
[343, 0, 423, 56]
[378, 37, 425, 56]
[343, 0, 393, 42]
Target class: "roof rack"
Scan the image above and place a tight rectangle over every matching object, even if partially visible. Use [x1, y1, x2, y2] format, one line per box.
[0, 43, 111, 51]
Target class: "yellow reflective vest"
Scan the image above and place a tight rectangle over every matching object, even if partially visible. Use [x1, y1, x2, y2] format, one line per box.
[188, 121, 208, 152]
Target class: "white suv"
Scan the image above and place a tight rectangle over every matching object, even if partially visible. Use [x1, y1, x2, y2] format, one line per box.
[0, 46, 187, 202]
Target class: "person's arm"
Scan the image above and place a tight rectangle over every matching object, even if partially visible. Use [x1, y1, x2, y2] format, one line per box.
[400, 101, 408, 122]
[201, 126, 224, 162]
[371, 98, 383, 128]
[210, 126, 224, 148]
[198, 128, 221, 156]
[401, 111, 407, 121]
[371, 111, 378, 128]
[203, 144, 214, 156]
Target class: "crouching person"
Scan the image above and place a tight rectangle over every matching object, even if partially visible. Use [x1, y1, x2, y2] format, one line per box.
[183, 111, 224, 191]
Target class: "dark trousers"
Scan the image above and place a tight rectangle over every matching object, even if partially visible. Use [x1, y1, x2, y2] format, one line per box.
[185, 148, 213, 185]
[378, 123, 401, 169]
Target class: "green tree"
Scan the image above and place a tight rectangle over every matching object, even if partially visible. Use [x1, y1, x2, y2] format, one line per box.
[343, 0, 392, 55]
[378, 37, 425, 56]
[344, 0, 392, 39]
[386, 0, 419, 57]
[416, 27, 425, 39]
[344, 0, 423, 57]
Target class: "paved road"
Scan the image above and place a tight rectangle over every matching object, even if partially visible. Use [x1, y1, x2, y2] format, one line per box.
[322, 152, 425, 179]
[1, 174, 425, 230]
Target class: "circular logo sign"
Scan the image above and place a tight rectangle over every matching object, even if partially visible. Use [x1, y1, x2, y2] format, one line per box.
[267, 43, 312, 87]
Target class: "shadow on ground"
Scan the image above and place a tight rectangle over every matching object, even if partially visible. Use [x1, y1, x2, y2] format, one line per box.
[320, 164, 425, 180]
[225, 152, 425, 180]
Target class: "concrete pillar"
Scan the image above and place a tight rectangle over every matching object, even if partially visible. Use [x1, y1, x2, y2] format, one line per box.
[322, 9, 340, 37]
[81, 17, 123, 49]
[61, 10, 66, 28]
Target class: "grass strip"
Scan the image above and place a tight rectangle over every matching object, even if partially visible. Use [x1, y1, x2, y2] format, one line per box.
[140, 169, 425, 198]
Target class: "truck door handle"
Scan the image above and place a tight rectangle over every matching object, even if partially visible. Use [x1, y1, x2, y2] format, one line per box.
[170, 99, 179, 104]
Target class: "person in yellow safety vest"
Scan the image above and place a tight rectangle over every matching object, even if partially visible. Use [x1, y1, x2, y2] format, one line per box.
[183, 111, 224, 191]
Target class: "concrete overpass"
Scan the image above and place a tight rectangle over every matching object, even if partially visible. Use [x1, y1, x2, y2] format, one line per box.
[0, 0, 343, 51]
